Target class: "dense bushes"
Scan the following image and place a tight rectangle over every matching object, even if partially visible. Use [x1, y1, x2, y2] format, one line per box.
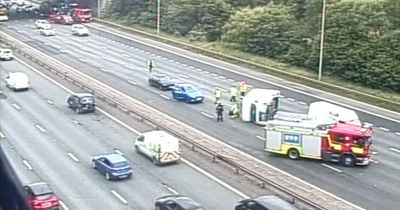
[103, 0, 400, 92]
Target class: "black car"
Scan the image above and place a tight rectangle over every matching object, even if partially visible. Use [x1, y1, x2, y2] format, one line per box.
[148, 73, 175, 90]
[155, 195, 204, 210]
[235, 196, 299, 210]
[67, 93, 95, 114]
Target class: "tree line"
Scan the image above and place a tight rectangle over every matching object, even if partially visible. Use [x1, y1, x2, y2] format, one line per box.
[103, 0, 400, 92]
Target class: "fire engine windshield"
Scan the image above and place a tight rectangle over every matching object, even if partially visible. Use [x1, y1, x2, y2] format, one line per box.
[352, 136, 372, 147]
[82, 10, 91, 16]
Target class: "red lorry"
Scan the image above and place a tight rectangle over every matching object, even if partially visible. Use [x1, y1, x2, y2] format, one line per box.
[70, 8, 92, 23]
[49, 13, 73, 24]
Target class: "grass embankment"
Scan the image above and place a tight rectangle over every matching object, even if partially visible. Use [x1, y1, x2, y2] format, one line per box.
[95, 19, 400, 112]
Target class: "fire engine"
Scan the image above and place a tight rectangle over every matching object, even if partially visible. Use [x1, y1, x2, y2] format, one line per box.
[69, 3, 92, 23]
[263, 120, 373, 167]
[241, 88, 282, 125]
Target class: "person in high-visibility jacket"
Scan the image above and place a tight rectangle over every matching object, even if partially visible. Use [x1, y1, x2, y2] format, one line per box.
[214, 88, 222, 104]
[229, 85, 238, 102]
[239, 81, 248, 97]
[147, 58, 155, 72]
[228, 103, 239, 118]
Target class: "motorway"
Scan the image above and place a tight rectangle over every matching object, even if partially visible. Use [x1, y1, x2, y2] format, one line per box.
[0, 60, 243, 210]
[2, 18, 400, 210]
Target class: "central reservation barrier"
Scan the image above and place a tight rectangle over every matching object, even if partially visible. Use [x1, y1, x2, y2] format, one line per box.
[0, 31, 365, 210]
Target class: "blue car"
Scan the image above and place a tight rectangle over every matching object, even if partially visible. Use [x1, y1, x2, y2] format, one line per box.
[91, 153, 132, 180]
[172, 83, 204, 103]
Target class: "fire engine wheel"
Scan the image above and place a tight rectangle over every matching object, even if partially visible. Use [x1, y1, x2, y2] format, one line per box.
[287, 149, 300, 160]
[341, 155, 356, 167]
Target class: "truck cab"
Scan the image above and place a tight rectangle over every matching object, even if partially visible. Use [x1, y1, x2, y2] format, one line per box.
[70, 7, 92, 23]
[49, 13, 73, 24]
[241, 88, 282, 125]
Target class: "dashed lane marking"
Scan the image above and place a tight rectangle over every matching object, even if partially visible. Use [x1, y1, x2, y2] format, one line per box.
[389, 148, 400, 154]
[35, 125, 46, 133]
[321, 164, 343, 173]
[159, 94, 170, 100]
[12, 103, 21, 110]
[127, 80, 137, 85]
[379, 127, 390, 132]
[110, 190, 128, 204]
[23, 160, 33, 170]
[177, 74, 189, 79]
[0, 132, 4, 138]
[200, 112, 214, 118]
[256, 136, 265, 141]
[67, 153, 80, 162]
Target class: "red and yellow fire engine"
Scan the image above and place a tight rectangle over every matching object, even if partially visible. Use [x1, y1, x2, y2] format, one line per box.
[263, 120, 373, 167]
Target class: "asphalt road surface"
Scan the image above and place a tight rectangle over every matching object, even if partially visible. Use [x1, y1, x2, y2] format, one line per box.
[2, 19, 400, 210]
[0, 60, 243, 210]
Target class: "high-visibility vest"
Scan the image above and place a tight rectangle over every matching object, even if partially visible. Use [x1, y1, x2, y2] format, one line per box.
[230, 87, 237, 96]
[147, 59, 155, 67]
[215, 90, 222, 98]
[230, 104, 238, 114]
[240, 84, 248, 92]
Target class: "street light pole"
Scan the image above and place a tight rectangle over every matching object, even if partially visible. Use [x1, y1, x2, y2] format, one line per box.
[156, 0, 161, 35]
[97, 0, 101, 19]
[317, 0, 327, 81]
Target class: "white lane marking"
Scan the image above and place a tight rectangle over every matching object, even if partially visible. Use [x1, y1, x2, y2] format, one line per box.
[23, 160, 33, 170]
[189, 66, 195, 69]
[14, 57, 289, 205]
[43, 42, 50, 45]
[165, 186, 179, 195]
[182, 64, 187, 67]
[78, 59, 86, 62]
[100, 68, 108, 72]
[151, 54, 156, 56]
[200, 112, 214, 118]
[181, 158, 249, 198]
[159, 94, 170, 100]
[17, 31, 23, 33]
[73, 120, 79, 124]
[0, 132, 4, 138]
[124, 65, 135, 70]
[122, 54, 130, 58]
[127, 80, 137, 85]
[215, 87, 227, 92]
[35, 125, 46, 133]
[389, 148, 400, 154]
[156, 55, 161, 58]
[146, 52, 151, 54]
[88, 24, 400, 126]
[211, 73, 218, 77]
[379, 127, 390, 132]
[228, 79, 235, 82]
[196, 68, 202, 71]
[12, 103, 21, 110]
[287, 98, 296, 102]
[59, 49, 66, 53]
[321, 164, 343, 173]
[364, 122, 374, 127]
[175, 61, 181, 64]
[395, 132, 400, 136]
[67, 153, 80, 162]
[298, 101, 307, 105]
[203, 71, 210, 74]
[169, 59, 174, 62]
[256, 136, 265, 141]
[114, 149, 123, 156]
[59, 201, 70, 210]
[162, 57, 168, 60]
[177, 74, 189, 79]
[101, 46, 108, 49]
[370, 159, 379, 164]
[219, 76, 226, 79]
[372, 151, 378, 155]
[110, 190, 128, 204]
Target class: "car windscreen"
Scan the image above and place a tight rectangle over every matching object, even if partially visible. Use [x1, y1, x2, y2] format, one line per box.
[112, 162, 128, 168]
[184, 86, 199, 92]
[80, 97, 94, 104]
[159, 76, 171, 81]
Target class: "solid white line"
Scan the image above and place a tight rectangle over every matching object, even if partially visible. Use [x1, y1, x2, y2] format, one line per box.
[181, 158, 249, 198]
[12, 103, 21, 110]
[59, 201, 70, 210]
[127, 80, 137, 85]
[177, 74, 189, 79]
[35, 125, 46, 133]
[23, 160, 33, 170]
[200, 112, 214, 118]
[379, 127, 390, 132]
[47, 100, 54, 105]
[0, 132, 4, 138]
[389, 148, 400, 154]
[110, 190, 128, 204]
[114, 149, 123, 156]
[159, 94, 170, 100]
[67, 153, 80, 162]
[165, 186, 179, 195]
[100, 68, 108, 72]
[256, 136, 265, 141]
[321, 164, 343, 173]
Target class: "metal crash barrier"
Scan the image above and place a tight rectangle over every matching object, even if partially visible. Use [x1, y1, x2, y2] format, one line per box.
[0, 31, 365, 210]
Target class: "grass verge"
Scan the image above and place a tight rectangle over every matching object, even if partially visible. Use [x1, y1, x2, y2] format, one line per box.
[95, 18, 400, 113]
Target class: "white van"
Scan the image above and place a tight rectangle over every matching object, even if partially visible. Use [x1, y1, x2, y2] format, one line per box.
[134, 130, 181, 165]
[5, 72, 30, 91]
[0, 48, 13, 60]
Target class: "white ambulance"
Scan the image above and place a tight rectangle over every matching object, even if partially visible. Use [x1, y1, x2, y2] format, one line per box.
[134, 130, 181, 165]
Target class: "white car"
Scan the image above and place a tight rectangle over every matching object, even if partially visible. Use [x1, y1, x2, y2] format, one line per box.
[0, 13, 8, 22]
[0, 48, 13, 60]
[5, 72, 30, 91]
[71, 24, 89, 36]
[40, 28, 55, 36]
[35, 20, 51, 29]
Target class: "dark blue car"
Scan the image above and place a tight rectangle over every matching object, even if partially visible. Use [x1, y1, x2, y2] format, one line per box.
[91, 154, 132, 180]
[172, 83, 204, 103]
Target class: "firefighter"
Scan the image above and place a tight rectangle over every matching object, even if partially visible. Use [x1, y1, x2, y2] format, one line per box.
[215, 101, 224, 122]
[147, 58, 155, 72]
[239, 81, 248, 97]
[228, 103, 239, 118]
[229, 85, 238, 102]
[214, 88, 222, 104]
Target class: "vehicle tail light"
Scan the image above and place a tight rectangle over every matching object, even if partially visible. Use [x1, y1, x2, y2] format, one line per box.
[32, 196, 59, 209]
